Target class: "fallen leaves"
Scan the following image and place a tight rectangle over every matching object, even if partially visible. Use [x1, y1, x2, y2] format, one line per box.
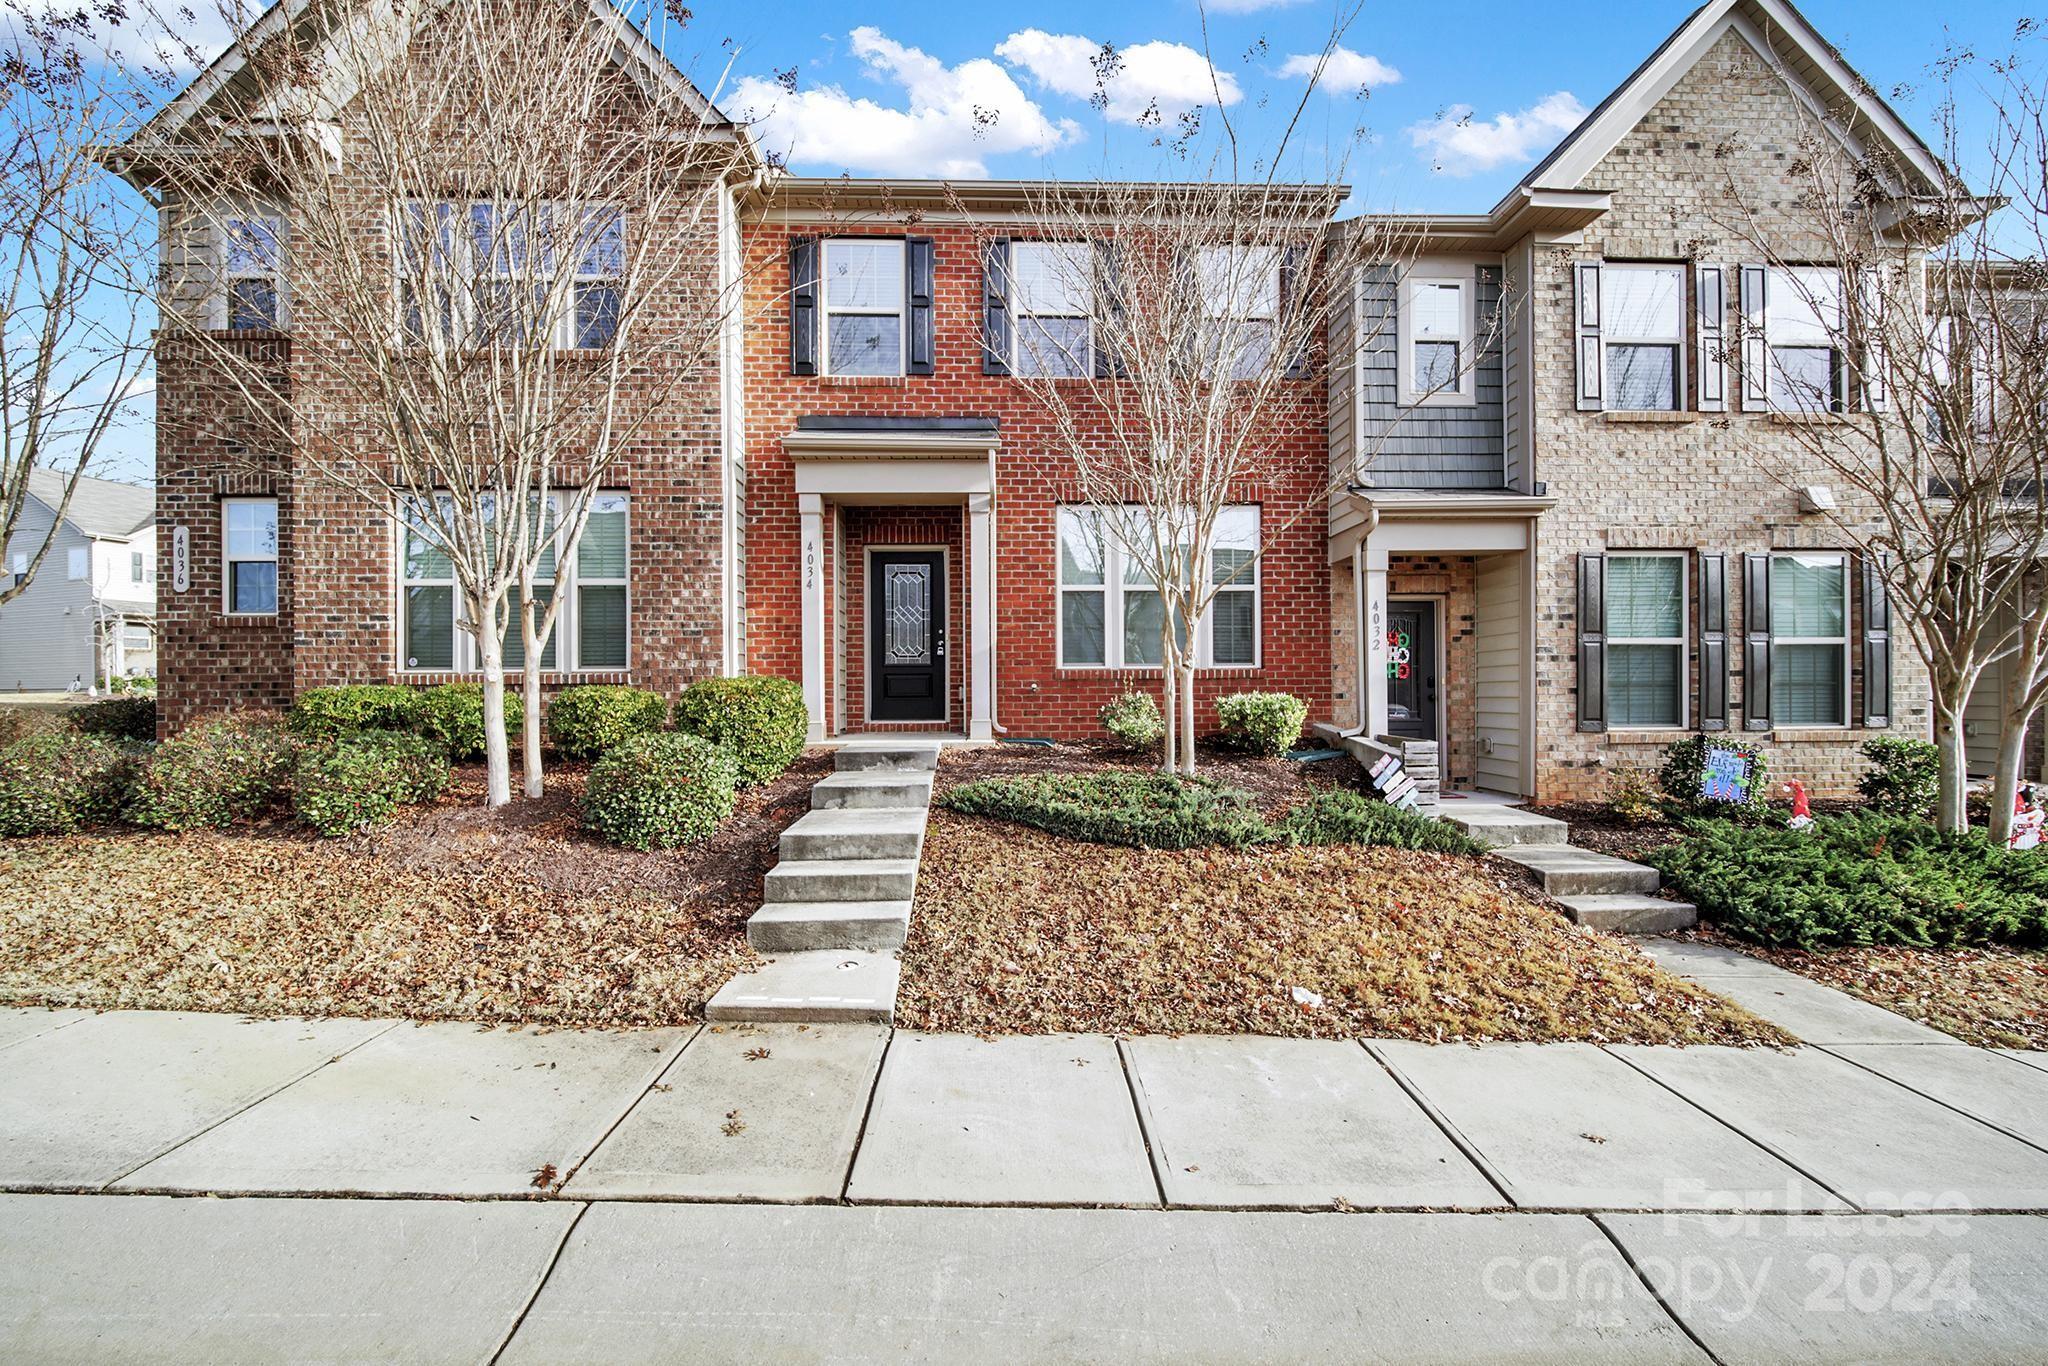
[895, 811, 1786, 1046]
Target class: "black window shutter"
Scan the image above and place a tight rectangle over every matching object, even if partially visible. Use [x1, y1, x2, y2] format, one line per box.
[906, 236, 935, 376]
[1092, 240, 1126, 379]
[1698, 552, 1728, 730]
[789, 237, 819, 377]
[1280, 245, 1311, 380]
[1577, 553, 1607, 732]
[982, 237, 1012, 376]
[1862, 554, 1892, 727]
[1743, 552, 1773, 730]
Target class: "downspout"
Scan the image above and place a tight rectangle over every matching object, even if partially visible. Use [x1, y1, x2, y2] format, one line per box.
[1348, 500, 1380, 739]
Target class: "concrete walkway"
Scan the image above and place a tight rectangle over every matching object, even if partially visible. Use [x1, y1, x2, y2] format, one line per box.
[4, 947, 2048, 1360]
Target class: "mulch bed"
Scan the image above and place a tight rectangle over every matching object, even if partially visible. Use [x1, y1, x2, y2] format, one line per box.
[0, 752, 834, 1027]
[895, 808, 1788, 1046]
[1679, 928, 2048, 1051]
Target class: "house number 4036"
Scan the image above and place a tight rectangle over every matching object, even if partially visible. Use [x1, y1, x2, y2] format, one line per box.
[170, 525, 191, 593]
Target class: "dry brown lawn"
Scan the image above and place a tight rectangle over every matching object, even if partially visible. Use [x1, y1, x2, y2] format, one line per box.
[897, 810, 1788, 1045]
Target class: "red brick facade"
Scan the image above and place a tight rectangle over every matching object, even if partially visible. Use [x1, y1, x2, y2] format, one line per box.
[741, 218, 1333, 741]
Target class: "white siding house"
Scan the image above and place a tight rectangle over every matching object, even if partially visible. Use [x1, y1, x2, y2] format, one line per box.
[0, 469, 156, 692]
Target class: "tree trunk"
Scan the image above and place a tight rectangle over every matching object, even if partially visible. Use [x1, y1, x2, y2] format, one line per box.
[1159, 628, 1178, 775]
[1933, 707, 1970, 832]
[520, 596, 545, 800]
[475, 601, 513, 808]
[1179, 660, 1197, 777]
[1989, 711, 2033, 846]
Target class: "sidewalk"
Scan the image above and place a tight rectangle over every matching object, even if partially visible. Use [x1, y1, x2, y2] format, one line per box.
[4, 942, 2048, 1360]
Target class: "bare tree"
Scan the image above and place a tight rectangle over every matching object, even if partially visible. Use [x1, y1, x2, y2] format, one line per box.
[1716, 27, 2048, 834]
[117, 0, 756, 804]
[958, 18, 1487, 775]
[1, 1, 155, 608]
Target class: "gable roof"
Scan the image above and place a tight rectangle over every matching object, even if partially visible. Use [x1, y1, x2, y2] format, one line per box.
[1494, 0, 1951, 218]
[26, 468, 155, 539]
[124, 0, 754, 168]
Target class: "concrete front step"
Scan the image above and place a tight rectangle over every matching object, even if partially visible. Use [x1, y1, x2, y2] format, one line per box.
[1494, 843, 1662, 897]
[810, 771, 935, 811]
[704, 951, 901, 1025]
[747, 900, 913, 951]
[779, 809, 928, 862]
[832, 744, 941, 773]
[1441, 805, 1570, 849]
[764, 857, 920, 904]
[1557, 893, 1699, 935]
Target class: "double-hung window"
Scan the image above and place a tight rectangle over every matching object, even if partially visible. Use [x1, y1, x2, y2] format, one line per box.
[1197, 246, 1279, 380]
[821, 238, 904, 376]
[573, 209, 624, 349]
[1057, 505, 1261, 669]
[400, 202, 623, 351]
[1605, 553, 1686, 727]
[1012, 241, 1091, 378]
[400, 492, 630, 673]
[223, 215, 283, 331]
[130, 551, 146, 584]
[1403, 271, 1471, 403]
[222, 497, 279, 615]
[1770, 552, 1850, 726]
[1767, 266, 1844, 412]
[1603, 264, 1684, 410]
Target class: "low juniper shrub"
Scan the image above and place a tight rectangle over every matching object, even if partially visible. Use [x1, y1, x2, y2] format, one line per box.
[1274, 790, 1488, 853]
[941, 771, 1274, 850]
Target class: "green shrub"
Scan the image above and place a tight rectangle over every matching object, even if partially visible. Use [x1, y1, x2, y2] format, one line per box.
[416, 683, 522, 761]
[0, 731, 137, 836]
[1859, 735, 1940, 817]
[1649, 811, 2048, 950]
[547, 685, 668, 760]
[0, 706, 67, 748]
[132, 712, 298, 832]
[581, 732, 738, 849]
[941, 771, 1273, 850]
[289, 684, 425, 739]
[1099, 689, 1164, 751]
[291, 729, 451, 837]
[671, 676, 806, 786]
[1275, 790, 1488, 853]
[109, 674, 155, 694]
[71, 695, 157, 742]
[1608, 768, 1665, 824]
[1216, 691, 1309, 758]
[1659, 733, 1770, 812]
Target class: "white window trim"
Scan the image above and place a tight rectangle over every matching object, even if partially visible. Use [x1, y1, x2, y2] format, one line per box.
[221, 496, 279, 617]
[395, 491, 632, 675]
[397, 201, 624, 352]
[1054, 505, 1263, 671]
[819, 237, 907, 378]
[1604, 550, 1689, 730]
[1769, 550, 1853, 729]
[1601, 262, 1687, 413]
[214, 211, 287, 332]
[1397, 262, 1476, 406]
[1766, 265, 1846, 414]
[1011, 240, 1093, 379]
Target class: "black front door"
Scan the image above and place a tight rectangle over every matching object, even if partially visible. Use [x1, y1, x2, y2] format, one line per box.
[1385, 601, 1438, 741]
[869, 551, 946, 723]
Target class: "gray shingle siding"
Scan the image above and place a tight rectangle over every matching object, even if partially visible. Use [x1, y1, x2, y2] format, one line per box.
[1354, 264, 1506, 490]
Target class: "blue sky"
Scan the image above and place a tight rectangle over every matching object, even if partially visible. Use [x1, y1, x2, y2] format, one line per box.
[686, 0, 2020, 210]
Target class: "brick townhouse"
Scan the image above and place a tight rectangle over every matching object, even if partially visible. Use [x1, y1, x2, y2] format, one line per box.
[135, 0, 1984, 800]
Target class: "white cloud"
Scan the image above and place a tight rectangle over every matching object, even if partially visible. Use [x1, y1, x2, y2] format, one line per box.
[1406, 91, 1587, 176]
[1277, 47, 1401, 95]
[996, 29, 1241, 126]
[731, 27, 1080, 177]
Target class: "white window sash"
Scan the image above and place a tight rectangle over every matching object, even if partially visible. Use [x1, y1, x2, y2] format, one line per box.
[1604, 551, 1688, 728]
[1768, 552, 1852, 727]
[1012, 242, 1093, 376]
[1055, 506, 1261, 670]
[819, 238, 906, 377]
[220, 496, 279, 616]
[1399, 267, 1475, 406]
[398, 201, 623, 351]
[220, 213, 285, 330]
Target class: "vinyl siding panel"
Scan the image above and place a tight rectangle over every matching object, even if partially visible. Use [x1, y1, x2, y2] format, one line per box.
[1355, 263, 1507, 490]
[0, 503, 97, 689]
[1474, 551, 1524, 794]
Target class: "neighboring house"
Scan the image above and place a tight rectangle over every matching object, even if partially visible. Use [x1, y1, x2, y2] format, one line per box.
[135, 0, 1973, 797]
[0, 468, 156, 692]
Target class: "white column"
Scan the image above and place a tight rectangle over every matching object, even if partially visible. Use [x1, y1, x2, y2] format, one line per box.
[967, 492, 994, 741]
[1363, 545, 1391, 739]
[798, 493, 827, 742]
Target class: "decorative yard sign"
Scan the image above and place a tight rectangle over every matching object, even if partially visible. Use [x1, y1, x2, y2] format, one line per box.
[1368, 752, 1419, 810]
[170, 525, 190, 593]
[1699, 747, 1754, 804]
